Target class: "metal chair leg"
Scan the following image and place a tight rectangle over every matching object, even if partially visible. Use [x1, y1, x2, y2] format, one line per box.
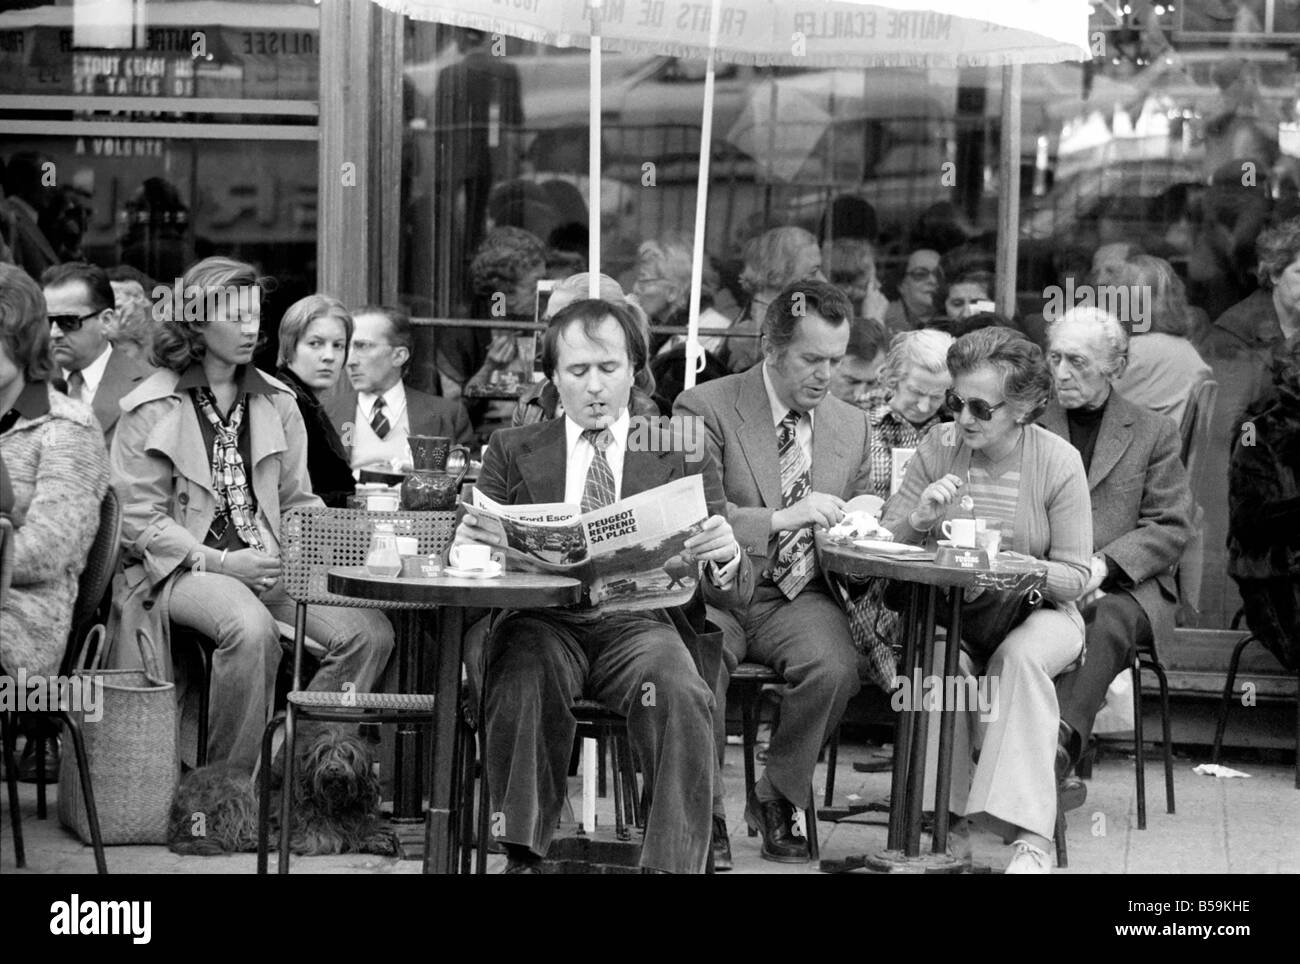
[824, 728, 839, 808]
[2, 713, 25, 869]
[597, 732, 608, 798]
[616, 733, 639, 828]
[1149, 656, 1176, 815]
[805, 785, 819, 861]
[277, 707, 297, 874]
[1211, 635, 1253, 765]
[1131, 660, 1147, 831]
[256, 714, 282, 874]
[60, 714, 107, 874]
[1054, 792, 1068, 869]
[34, 730, 47, 819]
[611, 726, 628, 841]
[196, 641, 213, 768]
[740, 686, 758, 837]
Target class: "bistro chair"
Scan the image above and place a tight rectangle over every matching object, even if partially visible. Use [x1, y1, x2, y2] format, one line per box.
[728, 662, 820, 860]
[256, 505, 455, 874]
[1, 517, 24, 869]
[9, 489, 119, 874]
[1211, 609, 1300, 790]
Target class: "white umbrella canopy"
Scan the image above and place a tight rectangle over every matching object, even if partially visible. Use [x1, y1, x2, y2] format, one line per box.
[370, 0, 1091, 378]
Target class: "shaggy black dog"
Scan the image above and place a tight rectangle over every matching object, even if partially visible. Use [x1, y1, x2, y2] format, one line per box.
[168, 729, 398, 857]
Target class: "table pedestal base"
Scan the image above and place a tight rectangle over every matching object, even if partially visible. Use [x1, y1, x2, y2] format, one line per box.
[541, 830, 644, 873]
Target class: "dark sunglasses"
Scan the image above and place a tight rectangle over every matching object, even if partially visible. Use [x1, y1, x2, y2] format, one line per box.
[945, 388, 1007, 422]
[48, 309, 103, 333]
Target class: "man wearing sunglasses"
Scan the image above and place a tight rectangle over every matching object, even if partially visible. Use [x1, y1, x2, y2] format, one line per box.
[1038, 307, 1194, 805]
[675, 281, 872, 864]
[41, 261, 153, 442]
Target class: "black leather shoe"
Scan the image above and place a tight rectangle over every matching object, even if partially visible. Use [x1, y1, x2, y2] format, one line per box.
[1058, 776, 1087, 812]
[744, 790, 809, 863]
[711, 815, 733, 872]
[17, 739, 59, 784]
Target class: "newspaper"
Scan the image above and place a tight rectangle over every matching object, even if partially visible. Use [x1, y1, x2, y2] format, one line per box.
[469, 475, 709, 611]
[890, 447, 917, 496]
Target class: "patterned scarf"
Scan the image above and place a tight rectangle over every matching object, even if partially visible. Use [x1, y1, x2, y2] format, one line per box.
[195, 388, 265, 552]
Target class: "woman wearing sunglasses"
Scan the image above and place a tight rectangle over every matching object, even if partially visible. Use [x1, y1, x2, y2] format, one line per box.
[879, 327, 1093, 874]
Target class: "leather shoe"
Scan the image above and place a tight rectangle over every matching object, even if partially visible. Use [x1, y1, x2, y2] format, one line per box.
[1058, 776, 1087, 812]
[711, 814, 733, 872]
[744, 789, 809, 863]
[17, 740, 59, 784]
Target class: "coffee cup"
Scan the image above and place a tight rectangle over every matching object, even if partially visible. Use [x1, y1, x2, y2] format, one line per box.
[366, 494, 399, 512]
[941, 518, 979, 547]
[395, 536, 419, 556]
[449, 543, 493, 571]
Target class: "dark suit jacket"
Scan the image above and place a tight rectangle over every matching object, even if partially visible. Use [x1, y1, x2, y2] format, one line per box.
[673, 364, 874, 583]
[324, 380, 474, 461]
[3, 198, 59, 281]
[92, 347, 153, 442]
[1039, 392, 1194, 649]
[474, 416, 754, 640]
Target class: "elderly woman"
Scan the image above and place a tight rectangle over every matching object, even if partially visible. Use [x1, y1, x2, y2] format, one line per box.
[1110, 255, 1212, 428]
[725, 226, 826, 373]
[880, 327, 1092, 873]
[866, 329, 956, 500]
[0, 263, 109, 679]
[1228, 336, 1300, 673]
[103, 266, 156, 363]
[275, 294, 355, 508]
[631, 235, 731, 357]
[884, 248, 941, 333]
[109, 257, 394, 773]
[511, 272, 659, 426]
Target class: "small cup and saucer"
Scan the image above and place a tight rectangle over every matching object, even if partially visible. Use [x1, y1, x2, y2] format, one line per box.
[445, 543, 504, 579]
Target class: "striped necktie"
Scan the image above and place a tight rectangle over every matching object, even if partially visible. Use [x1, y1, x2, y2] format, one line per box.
[370, 396, 390, 440]
[771, 409, 815, 600]
[580, 428, 616, 512]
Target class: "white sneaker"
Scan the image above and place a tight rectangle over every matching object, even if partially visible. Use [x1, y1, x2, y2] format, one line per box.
[1004, 840, 1051, 874]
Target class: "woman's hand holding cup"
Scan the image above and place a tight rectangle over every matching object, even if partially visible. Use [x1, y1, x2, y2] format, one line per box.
[911, 473, 964, 530]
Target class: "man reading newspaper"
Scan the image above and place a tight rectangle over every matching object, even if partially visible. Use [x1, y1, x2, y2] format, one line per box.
[453, 299, 754, 874]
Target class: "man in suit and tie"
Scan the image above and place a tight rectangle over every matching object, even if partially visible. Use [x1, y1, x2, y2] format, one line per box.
[455, 298, 753, 874]
[674, 280, 873, 863]
[42, 262, 152, 442]
[325, 305, 473, 473]
[1038, 307, 1194, 798]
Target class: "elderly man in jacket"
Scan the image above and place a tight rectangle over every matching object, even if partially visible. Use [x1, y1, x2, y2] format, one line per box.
[1038, 307, 1195, 793]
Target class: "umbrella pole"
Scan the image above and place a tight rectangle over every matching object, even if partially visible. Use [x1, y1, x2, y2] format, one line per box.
[588, 1, 603, 299]
[995, 63, 1022, 318]
[684, 0, 722, 390]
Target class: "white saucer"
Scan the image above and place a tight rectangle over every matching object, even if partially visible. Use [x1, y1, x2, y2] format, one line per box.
[852, 539, 927, 555]
[444, 561, 503, 579]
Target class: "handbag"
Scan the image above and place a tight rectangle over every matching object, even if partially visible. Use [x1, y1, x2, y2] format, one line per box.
[58, 626, 180, 845]
[882, 579, 1045, 661]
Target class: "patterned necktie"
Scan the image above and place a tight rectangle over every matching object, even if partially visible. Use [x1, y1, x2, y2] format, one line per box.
[195, 389, 266, 553]
[580, 428, 616, 513]
[67, 370, 85, 403]
[771, 409, 815, 600]
[370, 396, 390, 440]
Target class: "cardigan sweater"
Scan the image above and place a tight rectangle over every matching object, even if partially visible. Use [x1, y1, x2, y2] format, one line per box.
[880, 421, 1093, 615]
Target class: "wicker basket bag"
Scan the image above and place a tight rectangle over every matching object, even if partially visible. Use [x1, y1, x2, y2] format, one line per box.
[59, 627, 179, 844]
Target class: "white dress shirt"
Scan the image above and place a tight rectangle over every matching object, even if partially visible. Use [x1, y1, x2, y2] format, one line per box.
[352, 381, 411, 472]
[762, 361, 815, 466]
[561, 408, 740, 586]
[63, 343, 112, 404]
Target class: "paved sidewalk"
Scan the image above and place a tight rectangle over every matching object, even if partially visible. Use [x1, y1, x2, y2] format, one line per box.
[4, 739, 1296, 874]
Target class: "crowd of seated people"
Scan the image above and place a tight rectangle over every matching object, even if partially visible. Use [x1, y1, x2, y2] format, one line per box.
[4, 176, 1297, 877]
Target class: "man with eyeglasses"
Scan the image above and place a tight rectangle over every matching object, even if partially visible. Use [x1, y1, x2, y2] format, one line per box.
[1038, 307, 1194, 807]
[41, 262, 153, 442]
[884, 249, 942, 334]
[325, 305, 472, 475]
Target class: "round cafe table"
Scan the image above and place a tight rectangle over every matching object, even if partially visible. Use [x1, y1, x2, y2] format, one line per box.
[813, 533, 1047, 874]
[328, 567, 582, 874]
